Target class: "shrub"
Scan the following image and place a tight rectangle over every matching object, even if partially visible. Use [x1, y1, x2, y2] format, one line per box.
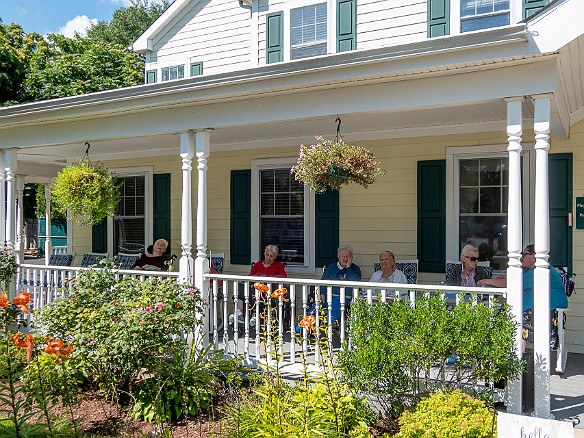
[337, 295, 522, 418]
[396, 389, 496, 438]
[35, 266, 207, 404]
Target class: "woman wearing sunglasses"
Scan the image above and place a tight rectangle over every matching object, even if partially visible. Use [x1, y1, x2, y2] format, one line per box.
[445, 244, 491, 287]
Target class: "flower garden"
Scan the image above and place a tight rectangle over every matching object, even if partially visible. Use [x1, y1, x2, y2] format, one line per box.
[0, 248, 524, 437]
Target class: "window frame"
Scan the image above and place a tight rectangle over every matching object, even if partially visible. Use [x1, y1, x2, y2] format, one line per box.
[271, 0, 334, 63]
[290, 2, 329, 60]
[161, 64, 185, 82]
[106, 167, 154, 257]
[145, 69, 157, 84]
[251, 158, 315, 275]
[446, 144, 531, 265]
[450, 0, 522, 36]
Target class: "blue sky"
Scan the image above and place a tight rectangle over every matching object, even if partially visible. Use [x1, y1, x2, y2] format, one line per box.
[1, 0, 165, 37]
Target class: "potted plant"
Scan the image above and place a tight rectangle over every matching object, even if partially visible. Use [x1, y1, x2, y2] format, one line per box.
[51, 161, 120, 225]
[291, 135, 385, 194]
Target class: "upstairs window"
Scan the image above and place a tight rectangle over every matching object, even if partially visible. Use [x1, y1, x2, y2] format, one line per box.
[161, 65, 185, 81]
[460, 0, 510, 32]
[290, 3, 327, 60]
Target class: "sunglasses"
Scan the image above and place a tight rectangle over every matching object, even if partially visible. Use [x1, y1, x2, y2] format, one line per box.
[521, 252, 534, 256]
[464, 255, 479, 262]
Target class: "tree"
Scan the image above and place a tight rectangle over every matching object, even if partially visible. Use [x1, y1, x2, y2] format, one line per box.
[86, 0, 170, 48]
[25, 34, 144, 101]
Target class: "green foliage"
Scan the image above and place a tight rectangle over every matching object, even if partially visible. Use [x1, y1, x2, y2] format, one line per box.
[35, 266, 206, 403]
[131, 348, 223, 423]
[0, 247, 18, 287]
[32, 183, 65, 220]
[50, 162, 120, 225]
[337, 295, 523, 417]
[396, 389, 496, 438]
[86, 0, 170, 48]
[291, 135, 386, 193]
[223, 285, 375, 437]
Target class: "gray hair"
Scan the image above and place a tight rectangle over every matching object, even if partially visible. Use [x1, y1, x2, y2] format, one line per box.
[338, 244, 353, 256]
[460, 244, 478, 259]
[264, 244, 279, 257]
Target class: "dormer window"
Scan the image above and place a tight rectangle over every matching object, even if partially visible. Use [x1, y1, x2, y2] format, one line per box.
[460, 0, 510, 32]
[161, 65, 185, 81]
[290, 3, 327, 60]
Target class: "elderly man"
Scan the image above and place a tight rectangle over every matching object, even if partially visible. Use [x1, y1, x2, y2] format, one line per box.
[319, 244, 361, 322]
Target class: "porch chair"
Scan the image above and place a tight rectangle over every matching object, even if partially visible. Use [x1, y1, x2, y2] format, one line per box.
[373, 259, 419, 284]
[114, 252, 141, 270]
[444, 261, 492, 301]
[48, 253, 75, 266]
[80, 252, 108, 268]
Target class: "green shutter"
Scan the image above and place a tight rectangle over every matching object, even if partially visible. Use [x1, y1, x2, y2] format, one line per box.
[266, 12, 283, 64]
[146, 70, 156, 84]
[153, 173, 171, 247]
[92, 219, 108, 254]
[315, 189, 340, 267]
[523, 0, 548, 19]
[549, 153, 573, 272]
[337, 0, 356, 52]
[230, 170, 251, 265]
[427, 0, 450, 37]
[190, 62, 203, 76]
[417, 160, 446, 273]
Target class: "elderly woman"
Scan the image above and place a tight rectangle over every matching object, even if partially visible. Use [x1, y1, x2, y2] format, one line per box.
[132, 238, 170, 271]
[445, 244, 491, 287]
[230, 244, 287, 326]
[320, 244, 361, 322]
[370, 250, 408, 299]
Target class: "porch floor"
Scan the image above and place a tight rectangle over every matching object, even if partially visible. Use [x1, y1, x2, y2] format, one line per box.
[551, 352, 584, 429]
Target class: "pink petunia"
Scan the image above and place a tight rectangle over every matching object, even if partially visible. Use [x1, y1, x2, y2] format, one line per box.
[145, 306, 152, 313]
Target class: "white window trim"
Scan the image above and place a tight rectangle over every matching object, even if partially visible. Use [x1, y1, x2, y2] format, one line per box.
[446, 144, 531, 262]
[280, 0, 333, 62]
[160, 63, 187, 82]
[107, 166, 154, 256]
[251, 157, 315, 275]
[450, 0, 521, 36]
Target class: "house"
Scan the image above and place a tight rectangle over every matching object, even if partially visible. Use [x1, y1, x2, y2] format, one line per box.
[1, 0, 583, 419]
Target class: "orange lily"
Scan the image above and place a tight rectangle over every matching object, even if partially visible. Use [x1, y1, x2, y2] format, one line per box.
[12, 332, 34, 362]
[270, 288, 289, 301]
[44, 338, 74, 359]
[253, 282, 270, 293]
[298, 315, 316, 330]
[13, 292, 32, 313]
[0, 293, 8, 308]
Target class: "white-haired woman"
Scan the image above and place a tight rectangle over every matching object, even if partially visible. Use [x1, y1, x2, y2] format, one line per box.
[445, 244, 490, 287]
[132, 238, 170, 271]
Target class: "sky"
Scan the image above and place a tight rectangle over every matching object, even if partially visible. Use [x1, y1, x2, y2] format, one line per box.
[1, 0, 166, 37]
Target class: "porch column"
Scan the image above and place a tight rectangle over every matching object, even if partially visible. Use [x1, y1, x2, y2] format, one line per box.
[195, 130, 211, 348]
[15, 177, 24, 264]
[0, 151, 5, 248]
[44, 184, 52, 265]
[5, 149, 18, 253]
[505, 97, 524, 414]
[533, 94, 552, 419]
[179, 131, 195, 283]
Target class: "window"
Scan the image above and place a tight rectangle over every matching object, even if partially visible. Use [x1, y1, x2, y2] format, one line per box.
[161, 65, 185, 81]
[190, 62, 203, 77]
[146, 70, 157, 84]
[259, 169, 305, 265]
[114, 175, 146, 255]
[460, 0, 510, 32]
[458, 157, 509, 269]
[290, 3, 327, 60]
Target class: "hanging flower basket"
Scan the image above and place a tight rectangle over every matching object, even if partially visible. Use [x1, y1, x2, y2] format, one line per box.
[51, 161, 120, 226]
[291, 136, 386, 194]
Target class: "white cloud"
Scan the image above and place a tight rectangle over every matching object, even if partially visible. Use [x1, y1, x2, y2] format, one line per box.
[107, 0, 167, 6]
[56, 15, 98, 38]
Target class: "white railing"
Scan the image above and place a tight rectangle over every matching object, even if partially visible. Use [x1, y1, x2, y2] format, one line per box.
[17, 263, 180, 311]
[205, 273, 508, 368]
[52, 246, 68, 255]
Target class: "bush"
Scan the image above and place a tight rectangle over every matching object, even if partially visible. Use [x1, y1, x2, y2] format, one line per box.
[396, 389, 496, 438]
[34, 265, 212, 413]
[337, 295, 523, 417]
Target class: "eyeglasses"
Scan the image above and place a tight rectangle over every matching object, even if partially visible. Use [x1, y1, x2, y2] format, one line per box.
[463, 255, 479, 262]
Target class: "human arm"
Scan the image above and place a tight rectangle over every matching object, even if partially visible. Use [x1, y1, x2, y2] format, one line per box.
[477, 277, 506, 288]
[346, 264, 361, 281]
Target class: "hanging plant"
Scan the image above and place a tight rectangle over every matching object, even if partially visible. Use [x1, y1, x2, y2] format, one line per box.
[291, 119, 385, 194]
[51, 145, 120, 225]
[0, 247, 17, 288]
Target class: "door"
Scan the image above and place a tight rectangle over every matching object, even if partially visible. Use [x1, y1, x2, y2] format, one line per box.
[548, 153, 573, 272]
